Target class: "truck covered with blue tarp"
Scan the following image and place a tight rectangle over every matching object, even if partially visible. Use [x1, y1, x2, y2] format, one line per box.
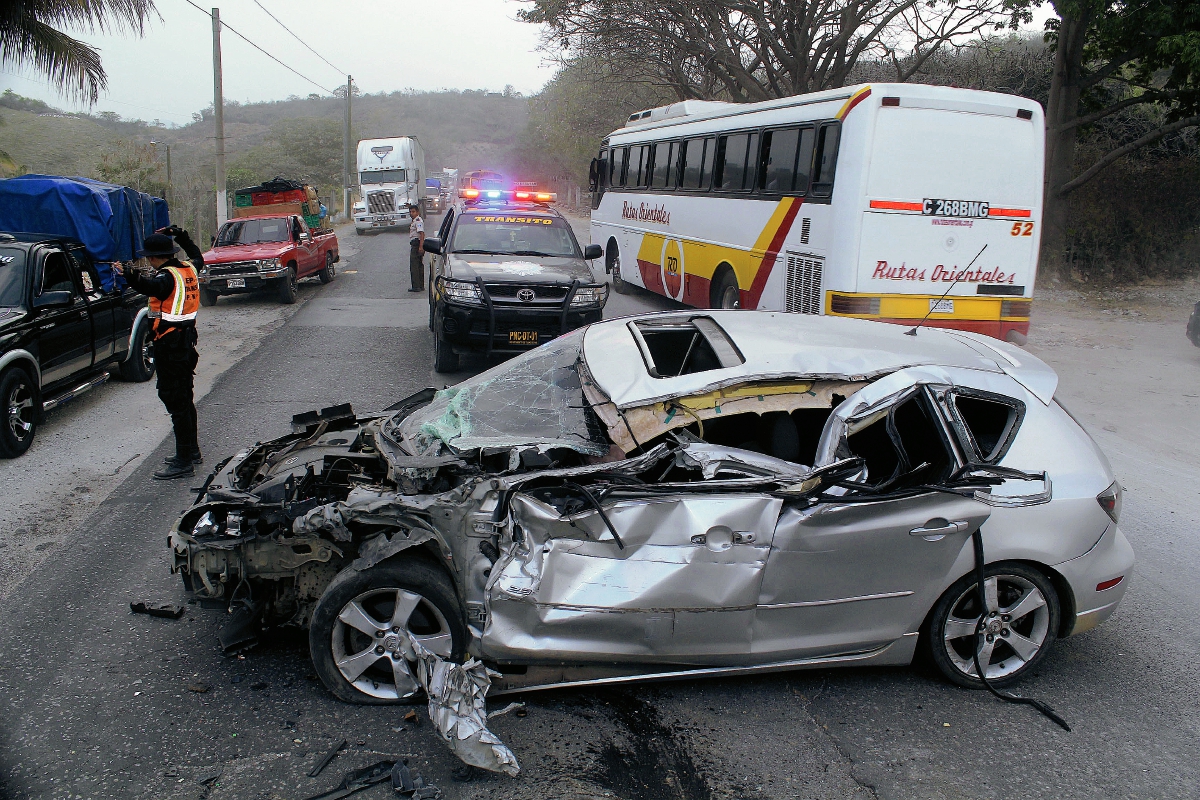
[0, 175, 170, 291]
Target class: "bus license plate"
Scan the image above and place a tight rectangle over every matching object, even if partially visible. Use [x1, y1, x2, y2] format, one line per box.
[922, 199, 990, 218]
[929, 299, 954, 314]
[226, 278, 245, 288]
[509, 330, 538, 346]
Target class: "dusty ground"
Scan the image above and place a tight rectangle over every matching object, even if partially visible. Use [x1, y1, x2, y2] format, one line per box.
[0, 225, 360, 600]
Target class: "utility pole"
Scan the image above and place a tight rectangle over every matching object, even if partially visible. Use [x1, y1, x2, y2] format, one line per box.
[212, 7, 227, 227]
[343, 75, 352, 222]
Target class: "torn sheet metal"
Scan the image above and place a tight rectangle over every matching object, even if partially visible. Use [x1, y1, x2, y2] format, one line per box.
[409, 636, 521, 776]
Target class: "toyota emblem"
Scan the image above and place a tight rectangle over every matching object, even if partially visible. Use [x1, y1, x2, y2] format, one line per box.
[516, 288, 536, 303]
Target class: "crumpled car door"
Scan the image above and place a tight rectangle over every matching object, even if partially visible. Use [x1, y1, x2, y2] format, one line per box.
[482, 492, 782, 664]
[755, 492, 991, 661]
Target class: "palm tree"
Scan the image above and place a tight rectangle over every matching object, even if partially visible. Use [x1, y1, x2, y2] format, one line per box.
[0, 1, 157, 104]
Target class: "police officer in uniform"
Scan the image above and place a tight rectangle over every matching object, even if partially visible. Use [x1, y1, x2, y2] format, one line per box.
[113, 226, 204, 480]
[407, 203, 424, 292]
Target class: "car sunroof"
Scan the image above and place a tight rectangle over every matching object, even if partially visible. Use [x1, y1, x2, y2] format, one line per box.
[627, 316, 745, 378]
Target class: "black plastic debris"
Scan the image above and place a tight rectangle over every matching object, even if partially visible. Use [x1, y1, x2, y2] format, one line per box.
[194, 765, 223, 785]
[130, 601, 185, 619]
[217, 602, 262, 652]
[392, 760, 441, 799]
[308, 739, 347, 778]
[303, 760, 395, 800]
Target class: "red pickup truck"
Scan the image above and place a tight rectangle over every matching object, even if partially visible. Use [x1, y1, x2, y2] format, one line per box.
[198, 214, 339, 305]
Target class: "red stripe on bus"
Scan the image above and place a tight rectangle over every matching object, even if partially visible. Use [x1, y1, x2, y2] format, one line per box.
[745, 199, 803, 309]
[870, 200, 924, 211]
[637, 258, 665, 294]
[988, 207, 1032, 218]
[837, 87, 872, 120]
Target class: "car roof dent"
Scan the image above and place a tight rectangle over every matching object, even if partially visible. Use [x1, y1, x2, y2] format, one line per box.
[584, 311, 1007, 410]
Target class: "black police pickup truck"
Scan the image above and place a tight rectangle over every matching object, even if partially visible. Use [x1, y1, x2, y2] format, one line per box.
[0, 233, 153, 457]
[424, 196, 607, 371]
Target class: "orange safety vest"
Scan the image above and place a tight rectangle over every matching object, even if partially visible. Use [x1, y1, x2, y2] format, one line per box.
[147, 263, 200, 338]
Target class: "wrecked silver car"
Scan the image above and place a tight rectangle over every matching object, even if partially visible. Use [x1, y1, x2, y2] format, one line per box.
[169, 311, 1133, 711]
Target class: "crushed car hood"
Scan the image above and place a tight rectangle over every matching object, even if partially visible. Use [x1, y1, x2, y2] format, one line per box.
[446, 253, 596, 284]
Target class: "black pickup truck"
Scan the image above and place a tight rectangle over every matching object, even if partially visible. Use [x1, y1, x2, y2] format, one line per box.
[0, 232, 154, 457]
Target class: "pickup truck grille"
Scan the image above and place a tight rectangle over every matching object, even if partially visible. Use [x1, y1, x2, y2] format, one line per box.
[208, 262, 258, 276]
[485, 284, 569, 304]
[367, 191, 395, 214]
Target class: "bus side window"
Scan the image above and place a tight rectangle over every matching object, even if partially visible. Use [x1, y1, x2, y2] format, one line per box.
[794, 127, 816, 194]
[811, 122, 841, 198]
[666, 141, 681, 189]
[742, 132, 760, 191]
[651, 142, 677, 189]
[699, 137, 715, 190]
[717, 134, 749, 192]
[680, 138, 706, 189]
[626, 146, 643, 187]
[760, 128, 801, 193]
[611, 147, 627, 187]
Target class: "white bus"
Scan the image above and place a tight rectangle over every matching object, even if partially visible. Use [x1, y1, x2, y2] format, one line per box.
[589, 83, 1044, 342]
[354, 136, 426, 235]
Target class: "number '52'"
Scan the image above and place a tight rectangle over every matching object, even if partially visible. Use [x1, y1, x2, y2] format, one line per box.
[1010, 222, 1034, 236]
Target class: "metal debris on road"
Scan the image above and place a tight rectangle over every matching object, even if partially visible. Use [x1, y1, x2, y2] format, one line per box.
[409, 634, 520, 776]
[486, 701, 526, 719]
[302, 760, 397, 800]
[307, 738, 347, 778]
[130, 601, 185, 619]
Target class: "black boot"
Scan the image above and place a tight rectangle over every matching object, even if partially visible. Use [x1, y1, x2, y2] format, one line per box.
[153, 457, 195, 480]
[188, 448, 203, 465]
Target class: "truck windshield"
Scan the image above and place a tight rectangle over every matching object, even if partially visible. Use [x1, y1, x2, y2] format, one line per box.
[0, 248, 26, 308]
[450, 214, 580, 258]
[216, 219, 291, 246]
[361, 169, 410, 185]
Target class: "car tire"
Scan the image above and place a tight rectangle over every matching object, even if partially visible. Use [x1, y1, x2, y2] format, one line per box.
[117, 318, 155, 382]
[924, 562, 1061, 689]
[318, 252, 336, 284]
[199, 287, 219, 307]
[309, 560, 466, 705]
[278, 265, 298, 304]
[433, 329, 459, 373]
[713, 268, 741, 309]
[0, 366, 38, 459]
[609, 249, 631, 295]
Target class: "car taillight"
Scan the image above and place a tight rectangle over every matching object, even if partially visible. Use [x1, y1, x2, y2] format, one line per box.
[1096, 481, 1122, 523]
[1001, 299, 1032, 318]
[1096, 576, 1124, 592]
[829, 294, 880, 315]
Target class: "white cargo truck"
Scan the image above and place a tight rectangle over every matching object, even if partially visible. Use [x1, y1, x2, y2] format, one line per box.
[353, 137, 426, 235]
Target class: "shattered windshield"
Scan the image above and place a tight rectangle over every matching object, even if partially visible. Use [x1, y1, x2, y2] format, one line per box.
[386, 330, 609, 456]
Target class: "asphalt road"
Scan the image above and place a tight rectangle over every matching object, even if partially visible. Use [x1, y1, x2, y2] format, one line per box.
[0, 222, 1196, 800]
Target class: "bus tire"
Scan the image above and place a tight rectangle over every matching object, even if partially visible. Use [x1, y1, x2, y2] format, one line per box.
[608, 244, 631, 295]
[712, 267, 741, 309]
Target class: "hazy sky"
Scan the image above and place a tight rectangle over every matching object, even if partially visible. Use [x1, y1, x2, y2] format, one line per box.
[1, 1, 1056, 126]
[0, 0, 556, 125]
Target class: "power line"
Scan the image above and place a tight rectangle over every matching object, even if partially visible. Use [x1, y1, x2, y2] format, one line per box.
[252, 0, 346, 77]
[179, 0, 334, 94]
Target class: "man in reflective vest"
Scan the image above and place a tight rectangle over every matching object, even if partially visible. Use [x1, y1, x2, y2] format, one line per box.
[114, 226, 204, 479]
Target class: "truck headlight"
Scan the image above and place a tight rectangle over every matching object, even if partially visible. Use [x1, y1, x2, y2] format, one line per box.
[570, 285, 609, 308]
[441, 279, 483, 306]
[258, 258, 282, 271]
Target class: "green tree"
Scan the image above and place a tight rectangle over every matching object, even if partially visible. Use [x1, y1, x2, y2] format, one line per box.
[96, 138, 165, 194]
[0, 1, 157, 104]
[1028, 0, 1200, 274]
[227, 117, 353, 197]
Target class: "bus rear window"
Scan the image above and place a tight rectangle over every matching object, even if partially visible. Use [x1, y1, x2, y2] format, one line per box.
[811, 123, 840, 198]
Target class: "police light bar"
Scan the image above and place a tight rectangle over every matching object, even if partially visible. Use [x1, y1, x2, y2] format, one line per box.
[459, 188, 557, 204]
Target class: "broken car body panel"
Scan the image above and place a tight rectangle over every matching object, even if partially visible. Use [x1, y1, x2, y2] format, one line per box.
[168, 311, 1133, 713]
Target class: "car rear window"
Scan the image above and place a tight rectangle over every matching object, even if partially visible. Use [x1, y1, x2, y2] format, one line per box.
[0, 247, 27, 307]
[450, 214, 580, 258]
[949, 391, 1023, 462]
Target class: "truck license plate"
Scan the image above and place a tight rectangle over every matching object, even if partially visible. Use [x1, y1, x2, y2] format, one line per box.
[226, 278, 246, 288]
[929, 298, 954, 314]
[508, 330, 538, 346]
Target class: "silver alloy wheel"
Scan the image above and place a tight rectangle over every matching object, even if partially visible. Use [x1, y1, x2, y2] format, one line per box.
[140, 330, 155, 374]
[720, 283, 741, 308]
[942, 574, 1050, 680]
[6, 377, 34, 441]
[330, 587, 453, 700]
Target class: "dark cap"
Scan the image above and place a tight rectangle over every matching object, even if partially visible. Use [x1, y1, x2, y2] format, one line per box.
[408, 203, 420, 211]
[142, 233, 179, 258]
